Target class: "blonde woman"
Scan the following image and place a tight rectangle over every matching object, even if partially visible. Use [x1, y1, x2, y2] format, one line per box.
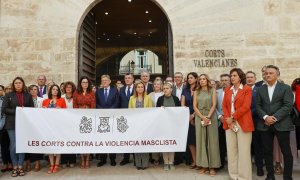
[129, 82, 152, 170]
[193, 74, 220, 176]
[148, 80, 164, 165]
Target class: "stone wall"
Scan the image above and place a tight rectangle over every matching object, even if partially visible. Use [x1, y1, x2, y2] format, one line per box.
[0, 0, 299, 86]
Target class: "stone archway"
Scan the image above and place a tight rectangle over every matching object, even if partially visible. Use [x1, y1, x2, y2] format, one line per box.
[76, 0, 173, 84]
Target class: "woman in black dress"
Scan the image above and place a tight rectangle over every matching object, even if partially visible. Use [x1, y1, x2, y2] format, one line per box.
[181, 72, 198, 168]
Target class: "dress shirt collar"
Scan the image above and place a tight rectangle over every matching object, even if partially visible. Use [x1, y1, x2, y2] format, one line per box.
[230, 84, 243, 90]
[266, 80, 278, 88]
[103, 86, 110, 91]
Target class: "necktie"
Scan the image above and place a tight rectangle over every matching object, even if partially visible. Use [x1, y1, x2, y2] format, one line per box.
[39, 87, 43, 97]
[104, 89, 108, 102]
[127, 86, 131, 98]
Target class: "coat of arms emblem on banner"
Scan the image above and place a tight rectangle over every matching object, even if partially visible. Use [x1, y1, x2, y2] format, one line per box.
[117, 116, 129, 133]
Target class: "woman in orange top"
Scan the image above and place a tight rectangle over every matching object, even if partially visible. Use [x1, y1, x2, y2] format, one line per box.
[73, 76, 96, 169]
[222, 68, 254, 180]
[42, 84, 66, 174]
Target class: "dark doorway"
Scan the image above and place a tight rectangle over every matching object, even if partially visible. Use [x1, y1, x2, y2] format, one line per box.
[78, 0, 173, 85]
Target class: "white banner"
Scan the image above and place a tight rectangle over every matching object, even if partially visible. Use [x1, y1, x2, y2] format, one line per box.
[16, 107, 189, 154]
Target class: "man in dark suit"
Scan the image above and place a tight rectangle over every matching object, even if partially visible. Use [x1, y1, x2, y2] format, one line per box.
[246, 71, 264, 176]
[255, 66, 266, 87]
[96, 74, 119, 167]
[119, 73, 134, 166]
[140, 70, 153, 94]
[171, 72, 186, 165]
[37, 75, 47, 97]
[256, 65, 294, 180]
[216, 73, 230, 169]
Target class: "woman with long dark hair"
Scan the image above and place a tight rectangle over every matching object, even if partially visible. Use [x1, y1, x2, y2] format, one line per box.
[181, 72, 198, 169]
[73, 76, 96, 169]
[42, 84, 66, 174]
[2, 77, 34, 177]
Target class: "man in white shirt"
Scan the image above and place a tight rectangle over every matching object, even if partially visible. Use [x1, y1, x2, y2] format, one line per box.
[172, 72, 185, 101]
[256, 65, 294, 180]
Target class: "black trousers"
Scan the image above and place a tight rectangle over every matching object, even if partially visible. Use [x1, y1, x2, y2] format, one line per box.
[100, 154, 116, 162]
[252, 130, 264, 169]
[122, 153, 130, 161]
[218, 124, 227, 167]
[296, 126, 300, 150]
[61, 154, 76, 164]
[261, 127, 293, 180]
[0, 130, 12, 164]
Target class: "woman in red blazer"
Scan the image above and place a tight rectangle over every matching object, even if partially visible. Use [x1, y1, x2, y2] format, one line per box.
[42, 84, 66, 174]
[222, 68, 254, 180]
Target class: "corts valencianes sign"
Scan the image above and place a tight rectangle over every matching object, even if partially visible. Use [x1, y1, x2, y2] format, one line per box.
[193, 49, 237, 68]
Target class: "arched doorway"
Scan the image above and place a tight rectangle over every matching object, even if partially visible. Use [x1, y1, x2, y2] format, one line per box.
[78, 0, 173, 85]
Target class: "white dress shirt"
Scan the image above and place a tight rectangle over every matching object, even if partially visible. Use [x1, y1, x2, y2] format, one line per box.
[125, 84, 134, 96]
[175, 84, 184, 100]
[263, 81, 278, 120]
[267, 81, 277, 102]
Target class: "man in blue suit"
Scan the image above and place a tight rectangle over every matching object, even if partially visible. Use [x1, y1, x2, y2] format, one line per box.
[255, 66, 266, 87]
[96, 74, 119, 167]
[246, 71, 264, 176]
[118, 73, 134, 166]
[37, 75, 47, 97]
[216, 73, 230, 169]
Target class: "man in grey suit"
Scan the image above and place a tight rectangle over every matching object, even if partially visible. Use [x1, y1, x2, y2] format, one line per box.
[216, 73, 231, 169]
[256, 65, 294, 180]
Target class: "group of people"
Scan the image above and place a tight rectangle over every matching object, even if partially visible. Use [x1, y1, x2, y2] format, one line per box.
[0, 65, 300, 180]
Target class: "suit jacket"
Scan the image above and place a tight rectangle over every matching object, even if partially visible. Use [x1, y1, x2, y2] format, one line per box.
[119, 86, 134, 108]
[256, 82, 294, 131]
[216, 88, 224, 126]
[96, 87, 119, 109]
[128, 95, 153, 108]
[37, 85, 47, 98]
[250, 86, 260, 127]
[222, 85, 254, 132]
[2, 92, 34, 130]
[146, 83, 153, 95]
[255, 80, 264, 87]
